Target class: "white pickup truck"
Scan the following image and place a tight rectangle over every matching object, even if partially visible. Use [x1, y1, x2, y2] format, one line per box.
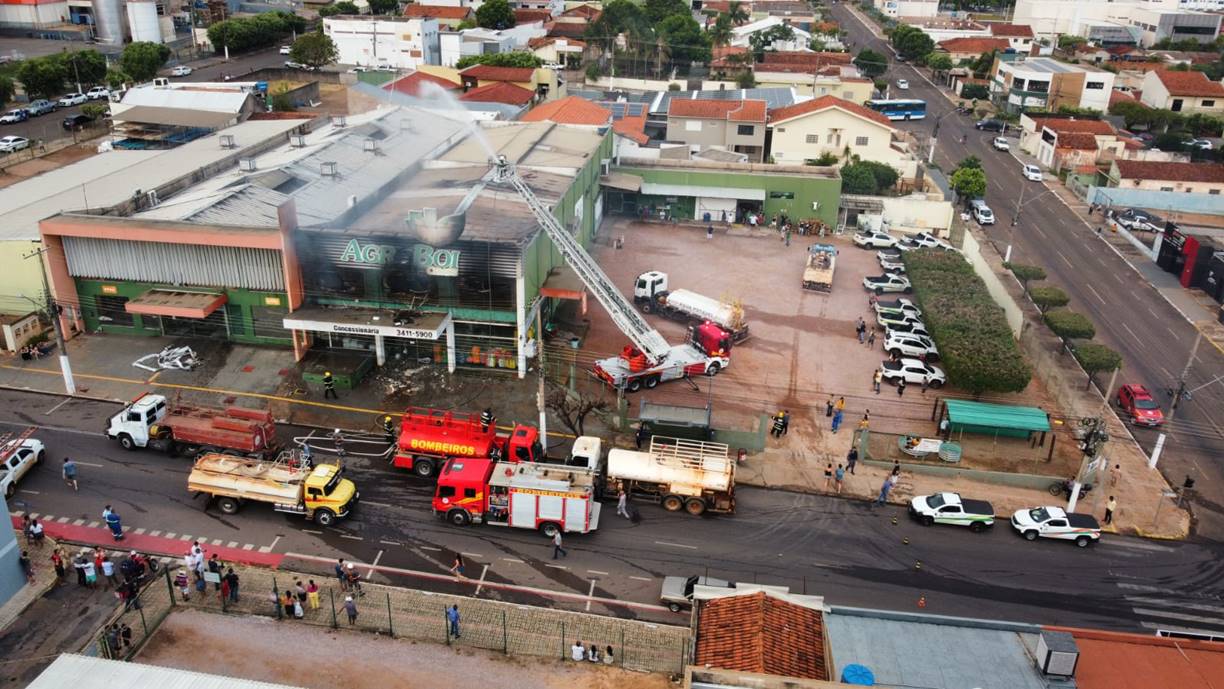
[1011, 506, 1101, 547]
[1, 436, 45, 498]
[909, 493, 994, 531]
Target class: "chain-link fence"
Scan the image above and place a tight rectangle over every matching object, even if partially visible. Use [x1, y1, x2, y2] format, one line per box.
[83, 562, 689, 674]
[83, 566, 176, 660]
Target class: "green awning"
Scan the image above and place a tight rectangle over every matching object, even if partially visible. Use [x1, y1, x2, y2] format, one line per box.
[945, 399, 1051, 433]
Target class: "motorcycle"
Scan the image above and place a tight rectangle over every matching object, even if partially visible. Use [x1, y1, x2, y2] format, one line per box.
[1048, 479, 1093, 498]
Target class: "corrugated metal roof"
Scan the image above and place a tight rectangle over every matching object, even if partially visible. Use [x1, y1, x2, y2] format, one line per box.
[945, 399, 1051, 433]
[27, 654, 307, 689]
[111, 105, 241, 129]
[640, 183, 766, 201]
[118, 86, 254, 113]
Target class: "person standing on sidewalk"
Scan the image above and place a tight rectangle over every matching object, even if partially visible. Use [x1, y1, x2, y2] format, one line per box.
[835, 464, 845, 495]
[847, 446, 858, 475]
[344, 596, 358, 625]
[1105, 496, 1117, 525]
[51, 547, 65, 583]
[831, 409, 843, 433]
[825, 397, 834, 418]
[552, 531, 567, 559]
[771, 412, 786, 438]
[62, 457, 78, 492]
[447, 604, 461, 639]
[874, 475, 897, 506]
[225, 568, 240, 602]
[897, 378, 906, 396]
[823, 463, 833, 492]
[102, 505, 124, 542]
[873, 369, 882, 394]
[335, 558, 348, 591]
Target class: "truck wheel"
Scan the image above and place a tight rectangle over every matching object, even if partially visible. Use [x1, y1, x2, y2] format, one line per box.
[413, 459, 435, 478]
[1075, 536, 1092, 548]
[921, 515, 934, 526]
[662, 495, 684, 512]
[626, 378, 642, 393]
[641, 301, 654, 314]
[969, 521, 986, 533]
[447, 509, 471, 526]
[875, 287, 884, 295]
[539, 522, 561, 538]
[684, 498, 706, 516]
[888, 348, 901, 358]
[668, 602, 682, 613]
[645, 375, 660, 389]
[1023, 530, 1038, 541]
[314, 509, 336, 527]
[4, 483, 14, 498]
[118, 434, 135, 451]
[217, 497, 240, 515]
[706, 362, 721, 376]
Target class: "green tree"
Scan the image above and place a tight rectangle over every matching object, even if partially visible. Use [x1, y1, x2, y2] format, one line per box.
[853, 49, 887, 79]
[80, 102, 109, 120]
[104, 69, 131, 90]
[1044, 309, 1096, 341]
[120, 42, 171, 82]
[709, 13, 733, 48]
[476, 0, 515, 28]
[1004, 262, 1046, 293]
[726, 0, 749, 25]
[17, 57, 66, 99]
[808, 152, 839, 166]
[849, 160, 900, 192]
[455, 51, 543, 70]
[1073, 343, 1122, 389]
[290, 33, 339, 69]
[750, 23, 796, 58]
[926, 52, 952, 81]
[956, 155, 982, 171]
[735, 70, 756, 88]
[969, 49, 997, 78]
[950, 166, 987, 200]
[644, 0, 688, 23]
[0, 76, 13, 107]
[1029, 286, 1069, 313]
[368, 0, 398, 14]
[960, 83, 989, 100]
[1057, 35, 1086, 50]
[896, 29, 934, 61]
[64, 50, 108, 86]
[841, 164, 879, 194]
[456, 18, 477, 29]
[659, 14, 711, 65]
[318, 1, 359, 17]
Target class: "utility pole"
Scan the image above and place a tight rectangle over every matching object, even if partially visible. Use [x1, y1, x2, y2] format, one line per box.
[22, 247, 75, 395]
[1166, 330, 1201, 424]
[1068, 367, 1117, 513]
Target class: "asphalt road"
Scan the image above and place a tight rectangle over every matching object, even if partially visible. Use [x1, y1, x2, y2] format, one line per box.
[4, 388, 1224, 634]
[831, 3, 1224, 541]
[0, 47, 286, 145]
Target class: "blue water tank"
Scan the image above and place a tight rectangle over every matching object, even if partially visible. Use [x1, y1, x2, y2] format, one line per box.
[841, 664, 876, 685]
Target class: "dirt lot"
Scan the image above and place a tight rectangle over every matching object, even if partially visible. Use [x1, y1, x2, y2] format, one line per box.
[0, 141, 100, 188]
[586, 217, 1080, 474]
[139, 609, 671, 689]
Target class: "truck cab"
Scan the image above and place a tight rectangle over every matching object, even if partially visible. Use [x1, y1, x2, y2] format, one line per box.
[299, 464, 359, 523]
[107, 393, 168, 450]
[688, 322, 732, 359]
[634, 271, 669, 303]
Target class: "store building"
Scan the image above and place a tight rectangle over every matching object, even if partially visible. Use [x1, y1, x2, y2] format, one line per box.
[39, 106, 611, 380]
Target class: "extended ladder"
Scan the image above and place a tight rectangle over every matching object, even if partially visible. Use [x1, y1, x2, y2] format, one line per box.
[492, 157, 673, 363]
[0, 427, 37, 463]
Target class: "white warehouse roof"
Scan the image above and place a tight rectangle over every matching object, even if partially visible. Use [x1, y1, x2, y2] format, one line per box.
[27, 655, 306, 689]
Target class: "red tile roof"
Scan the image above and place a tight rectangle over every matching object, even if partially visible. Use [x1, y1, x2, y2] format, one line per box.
[546, 21, 588, 38]
[459, 64, 536, 82]
[404, 4, 471, 19]
[769, 94, 894, 127]
[1153, 69, 1224, 98]
[1056, 132, 1099, 150]
[711, 45, 750, 68]
[937, 37, 1010, 54]
[1110, 89, 1140, 107]
[695, 592, 828, 681]
[559, 4, 601, 19]
[459, 81, 535, 106]
[514, 8, 552, 23]
[521, 95, 610, 125]
[612, 115, 650, 145]
[1115, 160, 1224, 183]
[528, 35, 585, 49]
[1052, 626, 1224, 689]
[988, 23, 1034, 38]
[1029, 117, 1116, 135]
[383, 70, 461, 96]
[668, 98, 767, 122]
[759, 51, 853, 68]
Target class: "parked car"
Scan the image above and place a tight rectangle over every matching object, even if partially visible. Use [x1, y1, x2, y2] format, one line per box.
[880, 255, 905, 272]
[885, 320, 931, 340]
[896, 79, 909, 90]
[853, 230, 897, 249]
[909, 493, 994, 531]
[877, 248, 902, 261]
[25, 99, 55, 116]
[279, 45, 292, 55]
[885, 332, 939, 360]
[1010, 506, 1100, 547]
[63, 113, 94, 130]
[57, 93, 87, 107]
[86, 86, 110, 100]
[876, 309, 922, 330]
[874, 297, 921, 320]
[1022, 163, 1043, 182]
[171, 65, 193, 77]
[1188, 138, 1213, 151]
[975, 119, 1004, 132]
[1, 436, 45, 499]
[863, 272, 912, 294]
[1111, 208, 1164, 233]
[660, 575, 732, 612]
[0, 135, 30, 153]
[0, 108, 28, 124]
[897, 232, 945, 251]
[1116, 383, 1164, 427]
[879, 358, 946, 387]
[992, 136, 1010, 151]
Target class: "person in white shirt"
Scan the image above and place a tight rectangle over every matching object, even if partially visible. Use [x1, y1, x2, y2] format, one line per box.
[586, 644, 601, 662]
[570, 640, 585, 661]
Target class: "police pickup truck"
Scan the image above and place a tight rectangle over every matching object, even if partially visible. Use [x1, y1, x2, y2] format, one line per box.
[909, 492, 994, 531]
[1011, 506, 1101, 548]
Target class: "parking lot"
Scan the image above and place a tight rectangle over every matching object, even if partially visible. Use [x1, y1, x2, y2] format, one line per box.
[587, 217, 1080, 475]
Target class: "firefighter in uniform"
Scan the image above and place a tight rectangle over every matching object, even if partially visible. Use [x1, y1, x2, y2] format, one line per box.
[480, 407, 494, 432]
[383, 415, 395, 445]
[323, 371, 337, 399]
[771, 412, 786, 438]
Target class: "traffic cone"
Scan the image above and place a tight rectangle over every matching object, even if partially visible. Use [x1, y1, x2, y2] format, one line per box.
[891, 516, 898, 526]
[902, 537, 909, 545]
[917, 595, 926, 608]
[915, 560, 922, 570]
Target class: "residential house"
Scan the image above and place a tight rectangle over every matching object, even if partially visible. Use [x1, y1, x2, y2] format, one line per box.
[1110, 160, 1224, 193]
[522, 95, 650, 156]
[665, 99, 768, 162]
[439, 29, 515, 67]
[459, 81, 536, 108]
[754, 51, 854, 72]
[511, 0, 563, 12]
[936, 36, 1012, 63]
[324, 15, 440, 70]
[730, 16, 812, 51]
[382, 70, 462, 97]
[1013, 0, 1222, 47]
[458, 64, 565, 102]
[513, 8, 553, 24]
[1018, 115, 1125, 170]
[528, 36, 585, 68]
[1140, 69, 1224, 114]
[876, 0, 939, 19]
[991, 55, 1115, 112]
[403, 4, 472, 29]
[546, 4, 601, 41]
[1152, 49, 1220, 66]
[768, 95, 918, 181]
[988, 23, 1035, 52]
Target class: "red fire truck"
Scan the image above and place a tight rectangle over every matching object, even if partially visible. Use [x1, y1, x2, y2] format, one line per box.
[392, 407, 543, 478]
[433, 458, 601, 537]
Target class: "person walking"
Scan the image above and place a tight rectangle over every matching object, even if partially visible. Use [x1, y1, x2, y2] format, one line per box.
[29, 519, 43, 548]
[1109, 463, 1122, 487]
[897, 378, 906, 396]
[102, 505, 124, 542]
[781, 411, 791, 435]
[859, 414, 870, 431]
[322, 371, 337, 399]
[835, 464, 845, 495]
[335, 558, 348, 591]
[51, 547, 65, 583]
[846, 446, 858, 475]
[383, 415, 396, 445]
[1105, 496, 1117, 525]
[771, 412, 786, 438]
[867, 329, 876, 349]
[835, 396, 846, 413]
[344, 595, 358, 625]
[825, 397, 834, 418]
[616, 490, 631, 519]
[635, 423, 649, 450]
[19, 550, 34, 584]
[331, 428, 346, 458]
[449, 553, 466, 580]
[306, 579, 319, 610]
[823, 463, 834, 492]
[446, 604, 461, 639]
[62, 457, 78, 492]
[873, 369, 882, 394]
[856, 318, 866, 344]
[552, 531, 567, 559]
[831, 408, 843, 434]
[225, 568, 240, 602]
[874, 474, 897, 506]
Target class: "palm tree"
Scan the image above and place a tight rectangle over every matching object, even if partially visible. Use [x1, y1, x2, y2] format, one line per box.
[727, 1, 749, 26]
[709, 14, 733, 47]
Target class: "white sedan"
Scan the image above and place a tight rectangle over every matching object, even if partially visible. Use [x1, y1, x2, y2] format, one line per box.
[0, 135, 30, 153]
[171, 65, 193, 77]
[897, 79, 909, 90]
[1022, 163, 1043, 182]
[57, 93, 87, 107]
[992, 137, 1010, 151]
[853, 230, 897, 249]
[279, 45, 292, 55]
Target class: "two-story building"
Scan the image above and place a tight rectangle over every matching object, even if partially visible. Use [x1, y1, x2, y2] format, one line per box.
[767, 95, 918, 182]
[991, 55, 1115, 113]
[1139, 69, 1224, 114]
[403, 4, 473, 29]
[1110, 160, 1224, 193]
[936, 36, 1011, 63]
[1018, 115, 1125, 170]
[458, 64, 565, 103]
[988, 23, 1035, 52]
[324, 15, 440, 70]
[665, 99, 768, 162]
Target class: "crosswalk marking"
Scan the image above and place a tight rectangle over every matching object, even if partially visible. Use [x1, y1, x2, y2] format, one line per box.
[1131, 607, 1224, 626]
[1127, 597, 1224, 615]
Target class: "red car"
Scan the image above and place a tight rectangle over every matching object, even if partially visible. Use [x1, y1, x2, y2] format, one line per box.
[1117, 384, 1164, 427]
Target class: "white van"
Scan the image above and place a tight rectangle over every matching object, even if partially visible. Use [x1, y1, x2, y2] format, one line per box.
[970, 199, 995, 225]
